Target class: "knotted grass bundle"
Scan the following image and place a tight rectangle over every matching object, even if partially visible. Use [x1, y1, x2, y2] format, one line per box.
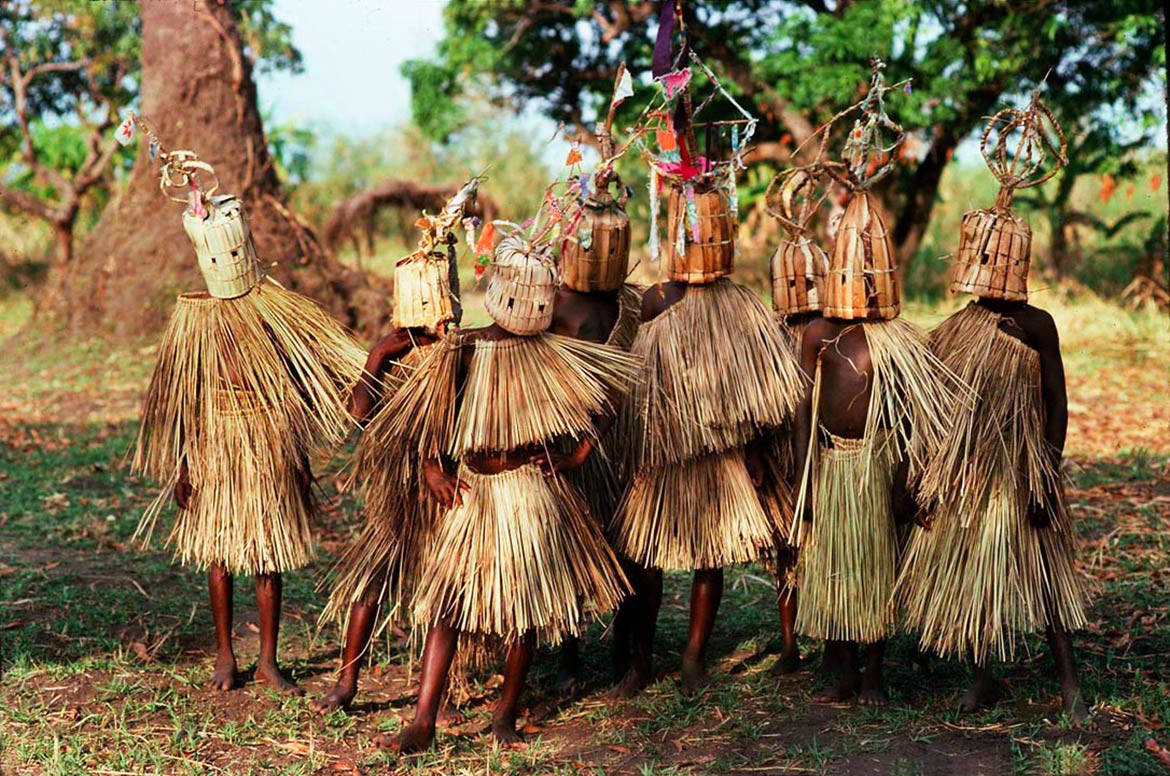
[413, 464, 631, 645]
[132, 282, 366, 574]
[895, 303, 1087, 663]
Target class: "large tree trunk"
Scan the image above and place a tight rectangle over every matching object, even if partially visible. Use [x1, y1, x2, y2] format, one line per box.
[60, 1, 388, 339]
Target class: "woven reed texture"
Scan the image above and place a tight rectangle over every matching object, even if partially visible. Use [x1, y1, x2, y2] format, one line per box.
[611, 449, 782, 571]
[825, 192, 900, 320]
[392, 254, 457, 330]
[622, 279, 805, 472]
[182, 196, 265, 300]
[664, 180, 736, 283]
[794, 431, 899, 642]
[561, 195, 631, 292]
[132, 285, 365, 574]
[321, 344, 441, 634]
[451, 333, 639, 458]
[951, 209, 1032, 301]
[771, 236, 828, 315]
[412, 464, 630, 645]
[894, 304, 1087, 663]
[484, 236, 558, 335]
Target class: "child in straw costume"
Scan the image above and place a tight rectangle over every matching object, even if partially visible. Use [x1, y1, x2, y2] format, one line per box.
[385, 220, 637, 751]
[132, 149, 365, 694]
[894, 99, 1089, 724]
[789, 64, 963, 705]
[312, 179, 481, 715]
[761, 166, 831, 674]
[610, 11, 805, 695]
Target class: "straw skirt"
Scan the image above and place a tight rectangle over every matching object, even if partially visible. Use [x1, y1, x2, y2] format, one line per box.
[413, 464, 630, 645]
[793, 432, 898, 643]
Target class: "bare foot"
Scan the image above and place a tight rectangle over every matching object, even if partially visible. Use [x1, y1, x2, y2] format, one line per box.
[206, 656, 243, 691]
[858, 686, 889, 706]
[770, 649, 801, 676]
[390, 722, 435, 753]
[491, 715, 524, 746]
[814, 674, 859, 703]
[255, 661, 304, 696]
[959, 674, 1003, 713]
[1062, 685, 1091, 727]
[679, 653, 710, 694]
[610, 666, 651, 699]
[310, 678, 355, 713]
[436, 703, 466, 728]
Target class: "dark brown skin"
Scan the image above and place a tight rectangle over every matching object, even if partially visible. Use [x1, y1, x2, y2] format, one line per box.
[397, 323, 600, 752]
[174, 339, 305, 695]
[957, 297, 1088, 726]
[311, 325, 439, 715]
[612, 282, 758, 698]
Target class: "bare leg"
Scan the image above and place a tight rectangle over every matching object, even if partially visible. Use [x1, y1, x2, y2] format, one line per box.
[254, 572, 301, 694]
[771, 546, 800, 675]
[815, 640, 860, 702]
[556, 636, 581, 692]
[492, 631, 536, 745]
[960, 661, 1003, 713]
[395, 621, 458, 753]
[820, 639, 844, 678]
[1047, 620, 1089, 725]
[858, 640, 888, 705]
[311, 599, 378, 713]
[611, 565, 663, 699]
[610, 557, 639, 680]
[206, 563, 242, 690]
[680, 567, 723, 693]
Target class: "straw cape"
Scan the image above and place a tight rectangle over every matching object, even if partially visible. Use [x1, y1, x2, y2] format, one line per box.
[132, 280, 365, 576]
[790, 317, 963, 642]
[611, 278, 805, 570]
[894, 303, 1087, 663]
[383, 331, 638, 645]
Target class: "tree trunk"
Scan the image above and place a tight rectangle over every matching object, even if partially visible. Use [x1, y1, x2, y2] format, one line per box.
[60, 1, 388, 339]
[890, 130, 956, 279]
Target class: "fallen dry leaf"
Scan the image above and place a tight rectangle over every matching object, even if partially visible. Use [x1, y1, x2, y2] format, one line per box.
[1144, 738, 1170, 768]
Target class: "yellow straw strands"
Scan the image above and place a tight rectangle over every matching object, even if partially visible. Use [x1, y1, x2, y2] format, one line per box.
[613, 449, 783, 571]
[623, 278, 805, 471]
[895, 304, 1087, 663]
[413, 464, 630, 645]
[132, 282, 366, 574]
[452, 333, 639, 458]
[795, 431, 900, 642]
[606, 283, 644, 351]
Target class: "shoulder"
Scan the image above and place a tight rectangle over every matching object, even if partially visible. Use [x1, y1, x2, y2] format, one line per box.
[640, 283, 668, 323]
[1015, 304, 1059, 348]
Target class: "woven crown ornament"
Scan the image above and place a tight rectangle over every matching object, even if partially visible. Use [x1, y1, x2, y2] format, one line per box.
[821, 60, 907, 320]
[560, 147, 631, 292]
[952, 96, 1066, 301]
[766, 167, 830, 315]
[391, 177, 482, 331]
[484, 233, 559, 335]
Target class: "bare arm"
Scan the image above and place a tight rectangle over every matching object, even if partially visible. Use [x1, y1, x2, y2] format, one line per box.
[1032, 313, 1068, 528]
[349, 329, 429, 421]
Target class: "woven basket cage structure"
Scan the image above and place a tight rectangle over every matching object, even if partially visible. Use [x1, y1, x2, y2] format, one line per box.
[392, 251, 457, 329]
[182, 195, 265, 299]
[663, 175, 736, 284]
[824, 191, 899, 320]
[484, 235, 559, 335]
[561, 191, 630, 292]
[772, 235, 828, 315]
[951, 208, 1032, 301]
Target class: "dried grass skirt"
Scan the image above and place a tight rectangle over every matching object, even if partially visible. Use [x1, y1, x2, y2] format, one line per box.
[413, 464, 630, 645]
[794, 432, 898, 643]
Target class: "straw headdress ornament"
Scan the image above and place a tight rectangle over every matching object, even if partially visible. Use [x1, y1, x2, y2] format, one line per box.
[765, 166, 831, 315]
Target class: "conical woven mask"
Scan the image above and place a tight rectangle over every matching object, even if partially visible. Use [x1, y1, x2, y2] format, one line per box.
[824, 192, 899, 320]
[952, 208, 1031, 301]
[182, 194, 265, 299]
[561, 190, 630, 292]
[392, 251, 458, 331]
[771, 235, 828, 315]
[484, 235, 558, 335]
[664, 177, 736, 284]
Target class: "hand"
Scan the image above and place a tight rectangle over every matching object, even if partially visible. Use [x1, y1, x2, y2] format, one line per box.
[423, 460, 468, 508]
[348, 384, 375, 422]
[529, 443, 591, 477]
[174, 478, 194, 510]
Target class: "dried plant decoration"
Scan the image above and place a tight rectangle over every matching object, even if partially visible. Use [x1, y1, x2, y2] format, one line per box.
[765, 167, 831, 316]
[952, 96, 1067, 301]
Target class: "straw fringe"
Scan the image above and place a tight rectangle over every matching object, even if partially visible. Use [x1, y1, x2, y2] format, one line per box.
[623, 278, 805, 471]
[895, 304, 1087, 663]
[132, 283, 364, 574]
[413, 464, 630, 644]
[612, 449, 782, 570]
[453, 333, 639, 457]
[606, 283, 643, 351]
[794, 431, 899, 642]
